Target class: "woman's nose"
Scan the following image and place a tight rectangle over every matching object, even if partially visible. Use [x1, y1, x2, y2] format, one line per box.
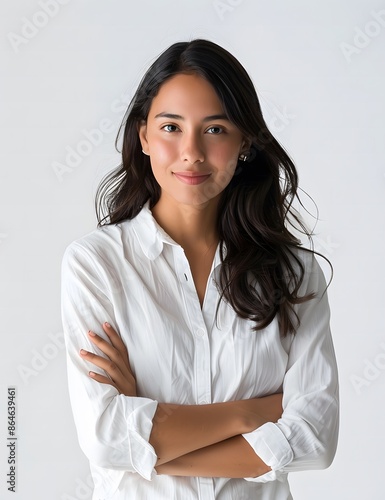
[180, 133, 205, 164]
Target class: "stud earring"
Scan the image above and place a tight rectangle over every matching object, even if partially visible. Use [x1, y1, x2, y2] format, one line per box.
[238, 153, 248, 162]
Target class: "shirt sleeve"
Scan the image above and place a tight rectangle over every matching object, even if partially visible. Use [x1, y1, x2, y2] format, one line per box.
[61, 241, 158, 480]
[242, 253, 339, 482]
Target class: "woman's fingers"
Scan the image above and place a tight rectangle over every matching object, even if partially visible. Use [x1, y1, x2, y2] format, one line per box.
[79, 323, 137, 396]
[101, 322, 130, 370]
[89, 370, 118, 390]
[86, 330, 122, 364]
[80, 348, 136, 395]
[87, 324, 130, 371]
[80, 348, 123, 380]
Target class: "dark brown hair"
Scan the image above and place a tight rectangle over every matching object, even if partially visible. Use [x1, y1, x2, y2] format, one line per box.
[96, 39, 329, 336]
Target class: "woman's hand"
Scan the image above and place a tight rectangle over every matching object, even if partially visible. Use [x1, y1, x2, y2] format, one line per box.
[79, 322, 137, 397]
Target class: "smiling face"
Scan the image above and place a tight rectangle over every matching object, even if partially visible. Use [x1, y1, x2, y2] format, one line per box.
[138, 73, 247, 210]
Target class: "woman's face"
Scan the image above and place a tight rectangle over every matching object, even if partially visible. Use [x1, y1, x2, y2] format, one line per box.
[138, 73, 247, 209]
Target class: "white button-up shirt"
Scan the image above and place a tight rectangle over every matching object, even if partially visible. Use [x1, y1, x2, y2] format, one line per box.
[61, 202, 339, 500]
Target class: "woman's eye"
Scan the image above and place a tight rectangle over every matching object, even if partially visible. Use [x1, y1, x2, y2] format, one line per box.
[162, 124, 178, 132]
[206, 126, 223, 134]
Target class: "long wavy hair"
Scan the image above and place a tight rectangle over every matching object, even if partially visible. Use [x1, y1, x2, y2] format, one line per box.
[96, 39, 329, 336]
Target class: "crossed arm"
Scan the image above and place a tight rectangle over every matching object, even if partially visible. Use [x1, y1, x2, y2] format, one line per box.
[80, 323, 283, 478]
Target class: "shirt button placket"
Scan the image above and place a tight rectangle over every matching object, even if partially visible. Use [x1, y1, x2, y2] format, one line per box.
[173, 246, 215, 498]
[193, 325, 215, 498]
[194, 326, 210, 406]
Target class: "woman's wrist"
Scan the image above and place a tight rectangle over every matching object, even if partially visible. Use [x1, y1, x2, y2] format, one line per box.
[237, 394, 284, 433]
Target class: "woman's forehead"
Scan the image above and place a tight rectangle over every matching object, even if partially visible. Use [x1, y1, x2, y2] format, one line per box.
[148, 73, 226, 118]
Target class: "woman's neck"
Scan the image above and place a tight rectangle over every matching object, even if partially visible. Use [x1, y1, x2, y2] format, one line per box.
[151, 194, 220, 252]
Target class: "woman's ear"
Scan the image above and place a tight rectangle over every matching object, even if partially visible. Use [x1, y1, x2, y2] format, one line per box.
[240, 137, 252, 154]
[137, 120, 149, 154]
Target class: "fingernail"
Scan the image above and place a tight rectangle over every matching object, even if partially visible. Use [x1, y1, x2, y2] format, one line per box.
[104, 322, 111, 328]
[80, 349, 87, 355]
[89, 371, 96, 377]
[88, 330, 96, 337]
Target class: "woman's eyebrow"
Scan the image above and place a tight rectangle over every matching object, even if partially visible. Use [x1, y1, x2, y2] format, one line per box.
[154, 112, 229, 122]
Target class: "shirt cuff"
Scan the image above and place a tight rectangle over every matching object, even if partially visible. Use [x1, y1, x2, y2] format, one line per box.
[127, 398, 158, 480]
[242, 422, 293, 482]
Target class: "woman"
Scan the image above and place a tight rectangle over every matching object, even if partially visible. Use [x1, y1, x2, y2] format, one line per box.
[61, 39, 339, 499]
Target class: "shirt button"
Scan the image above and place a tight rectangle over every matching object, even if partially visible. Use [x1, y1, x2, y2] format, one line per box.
[195, 327, 205, 337]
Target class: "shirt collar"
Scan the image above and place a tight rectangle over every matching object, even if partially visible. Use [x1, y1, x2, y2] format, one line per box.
[131, 200, 179, 260]
[131, 200, 225, 269]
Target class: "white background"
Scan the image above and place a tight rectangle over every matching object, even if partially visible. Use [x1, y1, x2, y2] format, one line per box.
[1, 0, 384, 499]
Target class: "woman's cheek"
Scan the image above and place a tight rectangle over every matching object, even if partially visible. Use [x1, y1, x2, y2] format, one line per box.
[153, 138, 177, 164]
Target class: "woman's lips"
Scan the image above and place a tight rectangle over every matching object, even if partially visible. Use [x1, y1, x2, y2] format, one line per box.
[173, 172, 211, 185]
